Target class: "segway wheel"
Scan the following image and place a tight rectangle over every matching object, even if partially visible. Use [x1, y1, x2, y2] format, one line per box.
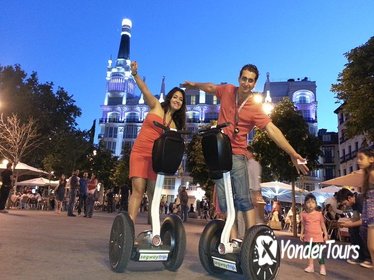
[198, 219, 226, 275]
[241, 225, 280, 280]
[160, 214, 186, 271]
[109, 212, 134, 272]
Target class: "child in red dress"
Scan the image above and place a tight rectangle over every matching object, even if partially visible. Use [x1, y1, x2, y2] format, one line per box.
[300, 193, 329, 276]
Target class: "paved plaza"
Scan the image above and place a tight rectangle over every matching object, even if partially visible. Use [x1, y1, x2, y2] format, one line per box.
[0, 209, 372, 280]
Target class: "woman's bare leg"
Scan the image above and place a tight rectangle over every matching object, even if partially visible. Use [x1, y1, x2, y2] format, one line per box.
[128, 177, 146, 223]
[368, 226, 374, 264]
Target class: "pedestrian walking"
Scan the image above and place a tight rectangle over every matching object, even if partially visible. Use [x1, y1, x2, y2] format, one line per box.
[55, 174, 66, 214]
[67, 169, 79, 217]
[0, 162, 13, 213]
[86, 174, 98, 218]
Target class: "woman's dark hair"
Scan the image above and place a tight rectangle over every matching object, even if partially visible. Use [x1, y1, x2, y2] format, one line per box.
[358, 146, 374, 197]
[161, 87, 186, 130]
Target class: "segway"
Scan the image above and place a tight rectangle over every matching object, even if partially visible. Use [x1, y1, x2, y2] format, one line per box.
[198, 123, 280, 280]
[109, 121, 188, 272]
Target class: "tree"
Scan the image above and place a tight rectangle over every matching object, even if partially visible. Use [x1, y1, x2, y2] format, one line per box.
[0, 65, 81, 130]
[252, 98, 322, 236]
[112, 142, 132, 188]
[331, 36, 374, 142]
[186, 133, 216, 200]
[0, 113, 43, 168]
[0, 64, 90, 173]
[87, 142, 118, 192]
[42, 129, 92, 175]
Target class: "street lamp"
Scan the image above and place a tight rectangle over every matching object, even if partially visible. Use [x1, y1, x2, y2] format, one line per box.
[262, 90, 274, 115]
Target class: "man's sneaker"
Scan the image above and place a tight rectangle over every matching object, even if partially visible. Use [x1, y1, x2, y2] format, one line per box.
[360, 261, 373, 269]
[347, 259, 362, 265]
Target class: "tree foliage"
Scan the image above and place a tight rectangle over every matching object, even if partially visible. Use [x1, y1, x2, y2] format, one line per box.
[86, 142, 118, 191]
[112, 142, 132, 189]
[0, 64, 93, 174]
[252, 98, 322, 183]
[331, 36, 374, 142]
[186, 133, 215, 198]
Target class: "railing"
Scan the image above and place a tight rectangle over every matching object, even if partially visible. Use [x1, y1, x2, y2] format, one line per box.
[99, 118, 125, 124]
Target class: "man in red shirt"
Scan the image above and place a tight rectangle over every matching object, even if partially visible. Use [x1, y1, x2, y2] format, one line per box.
[182, 64, 309, 238]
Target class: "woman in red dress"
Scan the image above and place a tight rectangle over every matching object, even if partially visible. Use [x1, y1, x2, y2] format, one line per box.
[128, 61, 186, 223]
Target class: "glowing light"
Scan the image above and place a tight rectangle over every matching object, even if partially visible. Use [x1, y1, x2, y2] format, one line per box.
[122, 18, 132, 28]
[263, 102, 274, 115]
[195, 187, 205, 201]
[253, 93, 263, 103]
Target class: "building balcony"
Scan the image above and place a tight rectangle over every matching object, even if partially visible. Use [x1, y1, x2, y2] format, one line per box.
[340, 155, 346, 163]
[340, 153, 355, 163]
[304, 117, 317, 123]
[99, 118, 125, 124]
[339, 136, 347, 144]
[351, 150, 358, 158]
[323, 157, 334, 164]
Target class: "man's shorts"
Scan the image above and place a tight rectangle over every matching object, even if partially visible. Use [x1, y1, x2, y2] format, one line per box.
[214, 154, 254, 213]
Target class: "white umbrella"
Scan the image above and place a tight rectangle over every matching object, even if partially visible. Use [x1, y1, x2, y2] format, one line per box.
[0, 161, 49, 176]
[312, 186, 341, 206]
[16, 177, 59, 187]
[260, 181, 307, 203]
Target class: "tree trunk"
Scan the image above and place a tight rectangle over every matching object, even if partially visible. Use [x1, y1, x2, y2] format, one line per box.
[291, 180, 297, 237]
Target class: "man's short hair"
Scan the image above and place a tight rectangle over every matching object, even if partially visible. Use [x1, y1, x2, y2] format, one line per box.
[336, 188, 354, 203]
[239, 64, 259, 81]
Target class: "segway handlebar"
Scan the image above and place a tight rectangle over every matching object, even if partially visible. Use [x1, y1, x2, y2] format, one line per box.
[153, 121, 191, 135]
[198, 122, 232, 135]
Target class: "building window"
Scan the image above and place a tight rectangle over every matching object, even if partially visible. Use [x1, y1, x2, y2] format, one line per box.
[163, 177, 176, 190]
[126, 112, 139, 122]
[105, 141, 116, 153]
[322, 134, 331, 142]
[124, 124, 138, 139]
[300, 110, 311, 119]
[325, 167, 334, 180]
[187, 111, 200, 123]
[213, 95, 218, 105]
[191, 95, 196, 105]
[108, 96, 123, 105]
[297, 96, 309, 104]
[323, 147, 333, 163]
[339, 113, 344, 124]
